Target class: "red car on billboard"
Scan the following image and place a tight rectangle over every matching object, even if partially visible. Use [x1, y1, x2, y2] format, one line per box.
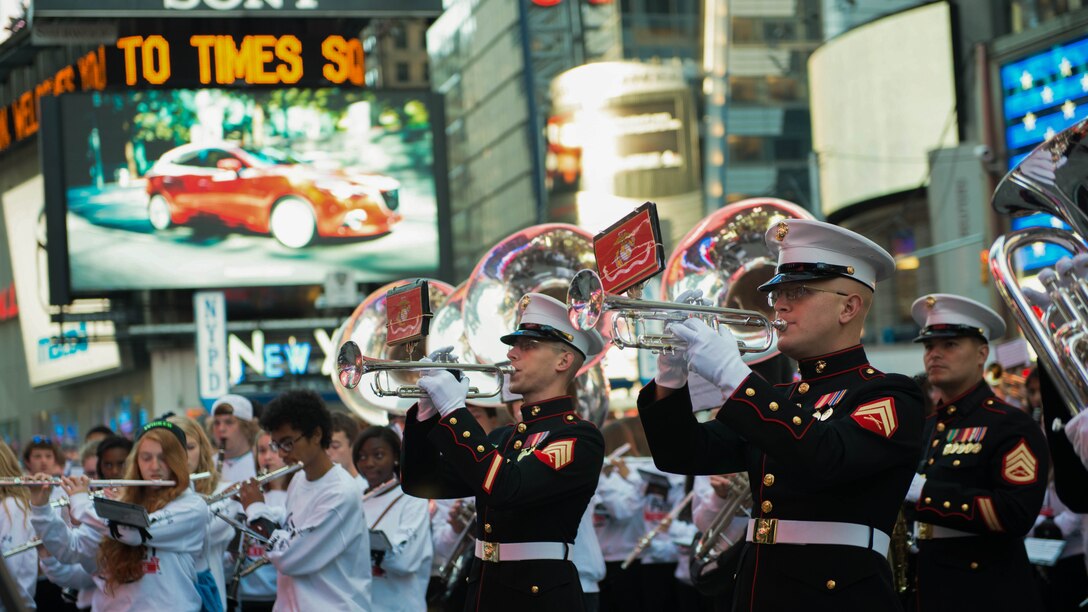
[145, 144, 402, 248]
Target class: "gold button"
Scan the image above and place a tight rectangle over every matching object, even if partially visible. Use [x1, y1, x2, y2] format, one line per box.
[948, 406, 957, 414]
[513, 440, 523, 450]
[985, 399, 994, 405]
[449, 417, 458, 425]
[566, 415, 575, 422]
[952, 459, 961, 467]
[826, 580, 836, 590]
[761, 500, 773, 513]
[969, 562, 979, 570]
[769, 402, 779, 411]
[745, 388, 756, 397]
[924, 497, 932, 504]
[798, 383, 810, 394]
[931, 440, 939, 448]
[865, 368, 875, 375]
[936, 423, 946, 432]
[792, 416, 802, 425]
[942, 501, 951, 509]
[477, 445, 485, 452]
[517, 423, 527, 433]
[462, 431, 471, 438]
[531, 585, 539, 594]
[927, 458, 934, 465]
[484, 523, 492, 533]
[763, 474, 775, 486]
[961, 504, 969, 511]
[531, 407, 541, 416]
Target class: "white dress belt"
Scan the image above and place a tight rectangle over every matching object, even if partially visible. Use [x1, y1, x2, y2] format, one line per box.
[745, 518, 891, 559]
[474, 540, 570, 562]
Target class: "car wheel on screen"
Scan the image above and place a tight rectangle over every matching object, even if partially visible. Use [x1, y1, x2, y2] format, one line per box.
[270, 197, 317, 248]
[147, 195, 173, 231]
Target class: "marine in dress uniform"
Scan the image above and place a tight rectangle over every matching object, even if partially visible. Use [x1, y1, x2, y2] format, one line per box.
[401, 293, 606, 612]
[637, 220, 926, 611]
[906, 294, 1049, 611]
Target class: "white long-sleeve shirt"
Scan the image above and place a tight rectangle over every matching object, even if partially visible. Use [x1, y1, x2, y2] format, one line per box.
[571, 504, 606, 593]
[73, 488, 208, 612]
[39, 556, 97, 609]
[364, 483, 432, 612]
[266, 463, 371, 611]
[0, 497, 37, 610]
[238, 489, 287, 602]
[203, 480, 244, 611]
[593, 469, 645, 562]
[221, 452, 257, 484]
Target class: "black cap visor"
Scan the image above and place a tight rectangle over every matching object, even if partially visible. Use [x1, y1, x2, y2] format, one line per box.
[500, 328, 585, 357]
[913, 324, 987, 343]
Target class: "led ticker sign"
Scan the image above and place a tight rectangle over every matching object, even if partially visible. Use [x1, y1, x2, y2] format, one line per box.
[0, 33, 364, 156]
[999, 34, 1087, 271]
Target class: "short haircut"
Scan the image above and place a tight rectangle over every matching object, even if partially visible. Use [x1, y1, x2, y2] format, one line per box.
[22, 437, 62, 465]
[95, 436, 134, 463]
[352, 426, 402, 469]
[85, 425, 115, 440]
[330, 412, 361, 444]
[260, 390, 333, 449]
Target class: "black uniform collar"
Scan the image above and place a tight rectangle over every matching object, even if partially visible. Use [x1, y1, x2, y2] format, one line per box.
[796, 344, 869, 380]
[936, 379, 993, 420]
[519, 395, 576, 422]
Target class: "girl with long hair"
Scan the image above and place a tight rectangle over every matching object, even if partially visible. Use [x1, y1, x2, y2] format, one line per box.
[61, 421, 207, 611]
[0, 440, 37, 608]
[354, 425, 432, 612]
[169, 415, 240, 612]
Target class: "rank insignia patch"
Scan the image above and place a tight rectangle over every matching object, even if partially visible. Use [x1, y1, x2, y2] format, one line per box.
[850, 398, 898, 438]
[1002, 439, 1038, 484]
[534, 439, 576, 471]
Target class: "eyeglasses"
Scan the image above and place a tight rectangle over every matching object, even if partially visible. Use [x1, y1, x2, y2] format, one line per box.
[517, 323, 574, 343]
[767, 285, 850, 307]
[269, 434, 305, 454]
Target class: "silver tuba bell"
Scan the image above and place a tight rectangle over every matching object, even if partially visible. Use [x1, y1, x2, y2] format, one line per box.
[663, 198, 816, 364]
[989, 119, 1088, 416]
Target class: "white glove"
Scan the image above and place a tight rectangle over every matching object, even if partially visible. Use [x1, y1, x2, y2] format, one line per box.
[669, 318, 751, 397]
[414, 346, 455, 421]
[1064, 410, 1088, 468]
[654, 289, 703, 390]
[417, 369, 470, 417]
[904, 473, 926, 503]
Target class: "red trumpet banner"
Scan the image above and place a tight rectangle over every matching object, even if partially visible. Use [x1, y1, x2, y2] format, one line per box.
[385, 280, 431, 346]
[593, 202, 665, 295]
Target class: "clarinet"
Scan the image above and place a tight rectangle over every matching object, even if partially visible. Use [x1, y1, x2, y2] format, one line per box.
[217, 438, 227, 475]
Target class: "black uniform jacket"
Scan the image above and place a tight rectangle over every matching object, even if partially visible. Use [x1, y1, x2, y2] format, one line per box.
[638, 344, 925, 612]
[913, 380, 1048, 612]
[1039, 366, 1088, 511]
[401, 395, 604, 612]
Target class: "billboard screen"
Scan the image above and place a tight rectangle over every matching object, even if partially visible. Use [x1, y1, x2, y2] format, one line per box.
[808, 2, 958, 217]
[998, 32, 1088, 271]
[44, 88, 446, 295]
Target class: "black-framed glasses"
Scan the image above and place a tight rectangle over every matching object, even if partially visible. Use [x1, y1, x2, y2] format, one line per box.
[518, 322, 574, 343]
[767, 285, 850, 307]
[269, 434, 305, 454]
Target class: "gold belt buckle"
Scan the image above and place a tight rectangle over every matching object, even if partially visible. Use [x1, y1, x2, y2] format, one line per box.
[917, 523, 933, 541]
[753, 518, 778, 545]
[481, 541, 499, 562]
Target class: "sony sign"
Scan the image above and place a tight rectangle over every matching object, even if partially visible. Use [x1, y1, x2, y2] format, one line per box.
[163, 0, 317, 8]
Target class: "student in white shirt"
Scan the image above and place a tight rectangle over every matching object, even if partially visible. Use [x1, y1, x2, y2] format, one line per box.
[328, 412, 364, 484]
[251, 389, 371, 611]
[0, 441, 37, 610]
[209, 394, 259, 483]
[170, 415, 241, 612]
[32, 420, 207, 611]
[236, 430, 294, 612]
[353, 425, 431, 611]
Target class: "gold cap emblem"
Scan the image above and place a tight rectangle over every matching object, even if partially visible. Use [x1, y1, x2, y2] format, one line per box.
[846, 266, 855, 275]
[815, 360, 826, 374]
[775, 222, 789, 241]
[925, 296, 937, 309]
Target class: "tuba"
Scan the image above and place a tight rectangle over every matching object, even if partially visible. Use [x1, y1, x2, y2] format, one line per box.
[989, 119, 1088, 416]
[662, 198, 815, 364]
[331, 279, 455, 425]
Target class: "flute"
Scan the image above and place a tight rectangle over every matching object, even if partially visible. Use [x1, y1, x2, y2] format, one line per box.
[0, 478, 177, 487]
[203, 462, 304, 505]
[2, 539, 41, 558]
[362, 477, 400, 501]
[621, 490, 695, 570]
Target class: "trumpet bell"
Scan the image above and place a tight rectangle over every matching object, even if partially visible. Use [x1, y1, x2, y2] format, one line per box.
[568, 269, 606, 331]
[337, 340, 364, 389]
[663, 198, 814, 364]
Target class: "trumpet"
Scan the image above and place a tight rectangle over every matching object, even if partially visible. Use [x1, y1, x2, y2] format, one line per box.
[0, 478, 177, 487]
[2, 539, 42, 558]
[203, 462, 303, 505]
[621, 490, 695, 570]
[567, 269, 785, 353]
[337, 341, 515, 399]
